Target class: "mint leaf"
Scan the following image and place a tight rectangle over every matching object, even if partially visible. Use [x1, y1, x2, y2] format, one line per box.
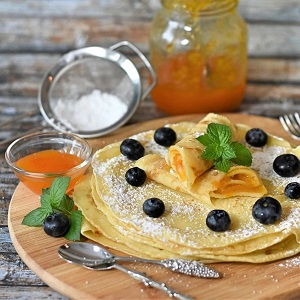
[202, 143, 223, 160]
[231, 142, 252, 166]
[196, 134, 213, 146]
[215, 159, 231, 173]
[197, 122, 253, 173]
[50, 177, 70, 209]
[60, 194, 74, 213]
[40, 188, 52, 211]
[221, 144, 236, 160]
[207, 123, 231, 145]
[64, 210, 82, 241]
[22, 207, 51, 226]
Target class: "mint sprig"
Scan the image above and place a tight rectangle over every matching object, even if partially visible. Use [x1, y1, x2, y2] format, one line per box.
[196, 123, 252, 173]
[22, 177, 82, 241]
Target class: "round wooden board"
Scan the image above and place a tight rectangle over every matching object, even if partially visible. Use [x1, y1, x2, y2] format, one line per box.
[8, 114, 300, 300]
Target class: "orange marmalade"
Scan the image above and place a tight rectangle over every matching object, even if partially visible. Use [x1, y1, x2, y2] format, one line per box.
[149, 0, 247, 115]
[15, 149, 84, 194]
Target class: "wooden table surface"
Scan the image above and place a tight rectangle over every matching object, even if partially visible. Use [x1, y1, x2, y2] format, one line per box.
[1, 0, 300, 299]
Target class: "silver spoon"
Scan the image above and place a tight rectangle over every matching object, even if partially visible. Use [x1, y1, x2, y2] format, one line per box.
[58, 244, 192, 300]
[58, 242, 220, 278]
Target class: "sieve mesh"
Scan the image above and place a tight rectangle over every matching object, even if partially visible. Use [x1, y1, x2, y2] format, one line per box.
[50, 58, 134, 130]
[39, 41, 156, 138]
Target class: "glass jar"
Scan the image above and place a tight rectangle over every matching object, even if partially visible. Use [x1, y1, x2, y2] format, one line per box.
[149, 0, 247, 115]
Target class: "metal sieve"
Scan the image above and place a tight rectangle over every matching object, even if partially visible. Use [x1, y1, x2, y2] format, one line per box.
[38, 41, 156, 138]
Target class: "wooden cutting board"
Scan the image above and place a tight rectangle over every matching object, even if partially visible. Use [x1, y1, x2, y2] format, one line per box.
[8, 114, 300, 300]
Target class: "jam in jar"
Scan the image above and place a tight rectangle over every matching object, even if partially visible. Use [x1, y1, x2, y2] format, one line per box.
[149, 0, 247, 115]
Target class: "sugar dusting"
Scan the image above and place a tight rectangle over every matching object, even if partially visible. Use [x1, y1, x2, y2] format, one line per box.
[251, 145, 300, 188]
[91, 123, 300, 263]
[278, 256, 300, 268]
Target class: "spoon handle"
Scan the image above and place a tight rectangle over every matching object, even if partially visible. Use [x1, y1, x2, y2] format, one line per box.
[162, 259, 220, 278]
[115, 256, 220, 278]
[113, 263, 193, 300]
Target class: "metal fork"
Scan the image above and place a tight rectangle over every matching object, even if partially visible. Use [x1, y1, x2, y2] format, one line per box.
[279, 113, 300, 140]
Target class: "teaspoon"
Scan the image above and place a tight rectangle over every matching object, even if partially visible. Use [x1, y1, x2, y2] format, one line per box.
[58, 243, 193, 300]
[58, 242, 220, 279]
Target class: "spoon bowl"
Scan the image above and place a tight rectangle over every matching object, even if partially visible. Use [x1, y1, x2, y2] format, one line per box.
[58, 242, 193, 300]
[58, 241, 114, 266]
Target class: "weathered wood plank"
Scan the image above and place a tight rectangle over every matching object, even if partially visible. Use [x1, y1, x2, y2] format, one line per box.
[0, 227, 15, 252]
[247, 58, 300, 82]
[239, 83, 300, 118]
[239, 0, 300, 23]
[247, 24, 300, 58]
[1, 18, 299, 57]
[0, 0, 158, 18]
[0, 253, 44, 285]
[0, 0, 299, 23]
[1, 54, 300, 98]
[0, 286, 66, 300]
[0, 17, 151, 53]
[0, 197, 11, 225]
[245, 83, 300, 102]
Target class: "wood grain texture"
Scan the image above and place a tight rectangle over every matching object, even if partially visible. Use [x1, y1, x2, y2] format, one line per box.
[8, 114, 300, 300]
[0, 0, 299, 56]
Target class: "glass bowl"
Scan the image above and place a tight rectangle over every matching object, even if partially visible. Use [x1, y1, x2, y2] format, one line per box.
[5, 131, 92, 194]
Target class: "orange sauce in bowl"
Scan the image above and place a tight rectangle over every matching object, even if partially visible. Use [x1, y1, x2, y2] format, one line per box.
[15, 149, 86, 194]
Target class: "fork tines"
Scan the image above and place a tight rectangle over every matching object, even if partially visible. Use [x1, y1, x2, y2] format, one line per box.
[279, 113, 300, 140]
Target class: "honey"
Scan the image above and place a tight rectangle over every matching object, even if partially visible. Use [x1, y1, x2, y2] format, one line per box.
[149, 0, 247, 114]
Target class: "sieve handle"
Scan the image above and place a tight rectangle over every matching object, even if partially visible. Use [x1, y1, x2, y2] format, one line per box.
[109, 41, 157, 101]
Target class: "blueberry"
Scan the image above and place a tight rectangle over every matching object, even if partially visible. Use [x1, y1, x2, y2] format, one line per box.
[284, 182, 300, 199]
[206, 210, 231, 232]
[273, 154, 299, 177]
[252, 197, 282, 225]
[245, 128, 268, 147]
[125, 167, 147, 187]
[120, 138, 145, 160]
[143, 198, 165, 218]
[154, 127, 177, 147]
[43, 212, 70, 237]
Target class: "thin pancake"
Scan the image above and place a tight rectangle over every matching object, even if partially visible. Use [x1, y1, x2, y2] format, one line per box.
[72, 114, 300, 263]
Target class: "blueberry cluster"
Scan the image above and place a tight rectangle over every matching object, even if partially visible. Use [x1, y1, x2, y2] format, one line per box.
[120, 127, 177, 218]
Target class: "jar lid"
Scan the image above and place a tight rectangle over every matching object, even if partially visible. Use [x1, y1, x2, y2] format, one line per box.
[38, 41, 156, 138]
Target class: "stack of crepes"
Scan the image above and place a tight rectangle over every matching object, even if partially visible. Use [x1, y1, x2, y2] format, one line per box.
[73, 113, 300, 263]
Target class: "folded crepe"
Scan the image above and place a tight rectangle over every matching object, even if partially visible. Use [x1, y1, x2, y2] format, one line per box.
[168, 113, 238, 188]
[136, 154, 267, 204]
